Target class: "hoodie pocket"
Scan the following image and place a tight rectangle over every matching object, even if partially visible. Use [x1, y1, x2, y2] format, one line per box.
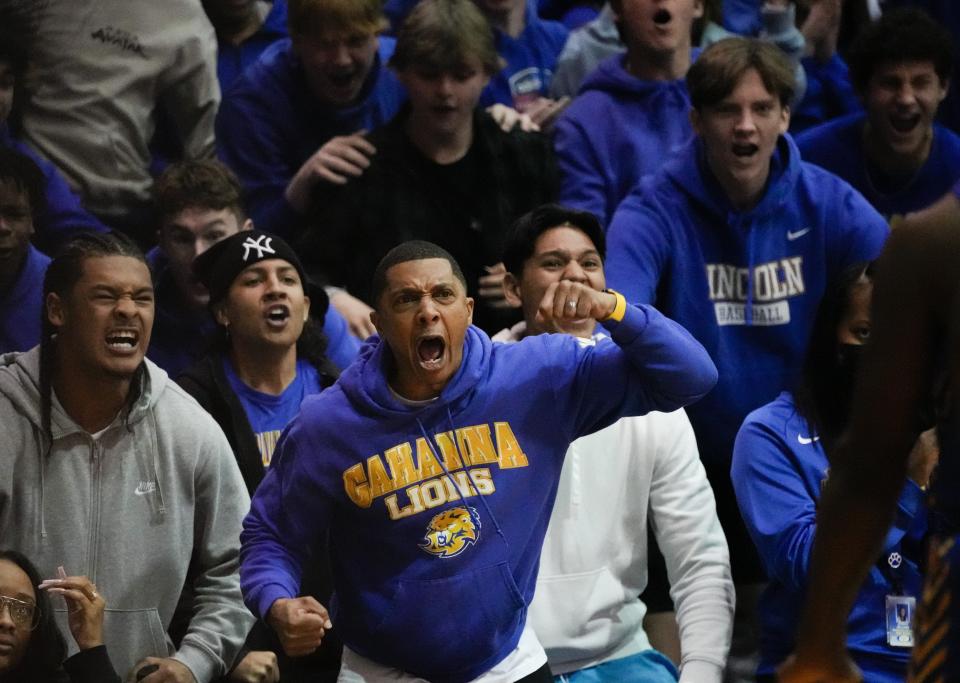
[56, 607, 173, 678]
[367, 561, 526, 678]
[531, 565, 631, 661]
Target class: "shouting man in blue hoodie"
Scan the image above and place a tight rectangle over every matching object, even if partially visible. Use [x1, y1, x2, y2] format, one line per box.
[605, 36, 889, 680]
[240, 239, 717, 683]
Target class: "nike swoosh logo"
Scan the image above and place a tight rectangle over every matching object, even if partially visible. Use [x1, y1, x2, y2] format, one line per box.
[134, 482, 156, 495]
[787, 227, 811, 241]
[797, 434, 820, 445]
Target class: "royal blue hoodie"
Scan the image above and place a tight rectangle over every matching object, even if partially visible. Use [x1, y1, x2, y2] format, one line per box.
[0, 245, 50, 354]
[216, 38, 406, 238]
[215, 0, 288, 91]
[240, 304, 717, 682]
[481, 1, 570, 109]
[0, 126, 107, 251]
[732, 392, 924, 681]
[554, 52, 694, 227]
[605, 135, 888, 469]
[797, 113, 960, 217]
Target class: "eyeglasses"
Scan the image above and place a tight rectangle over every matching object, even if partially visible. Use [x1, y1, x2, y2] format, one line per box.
[0, 595, 39, 630]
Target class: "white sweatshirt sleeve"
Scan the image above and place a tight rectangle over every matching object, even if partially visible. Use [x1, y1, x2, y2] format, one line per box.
[647, 410, 735, 682]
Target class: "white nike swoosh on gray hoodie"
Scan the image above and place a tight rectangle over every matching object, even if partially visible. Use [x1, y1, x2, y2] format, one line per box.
[0, 347, 253, 682]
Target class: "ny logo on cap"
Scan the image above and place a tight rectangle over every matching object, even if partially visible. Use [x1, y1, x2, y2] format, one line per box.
[242, 235, 276, 261]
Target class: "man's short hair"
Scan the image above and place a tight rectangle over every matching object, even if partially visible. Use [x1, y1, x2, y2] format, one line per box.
[0, 145, 44, 219]
[390, 0, 504, 76]
[287, 0, 388, 39]
[153, 159, 246, 226]
[502, 204, 606, 277]
[686, 37, 795, 109]
[847, 7, 953, 93]
[371, 240, 468, 306]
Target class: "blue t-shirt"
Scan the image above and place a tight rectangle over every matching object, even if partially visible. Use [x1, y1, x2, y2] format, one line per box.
[481, 1, 569, 109]
[224, 357, 324, 467]
[797, 113, 960, 217]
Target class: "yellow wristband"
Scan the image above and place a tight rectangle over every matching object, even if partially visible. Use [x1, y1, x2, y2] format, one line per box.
[600, 289, 627, 323]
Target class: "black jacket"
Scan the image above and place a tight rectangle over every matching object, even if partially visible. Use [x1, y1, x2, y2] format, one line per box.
[177, 354, 341, 682]
[178, 353, 336, 495]
[301, 107, 559, 333]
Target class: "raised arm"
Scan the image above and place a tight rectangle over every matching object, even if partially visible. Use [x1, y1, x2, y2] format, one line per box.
[539, 281, 717, 438]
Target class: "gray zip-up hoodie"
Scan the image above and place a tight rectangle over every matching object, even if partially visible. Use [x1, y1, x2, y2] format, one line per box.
[0, 347, 253, 682]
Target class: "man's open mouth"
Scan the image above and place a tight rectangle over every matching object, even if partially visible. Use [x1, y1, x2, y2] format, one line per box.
[732, 143, 759, 157]
[265, 305, 291, 328]
[105, 329, 139, 352]
[889, 114, 921, 134]
[417, 336, 446, 369]
[653, 8, 672, 25]
[328, 71, 358, 89]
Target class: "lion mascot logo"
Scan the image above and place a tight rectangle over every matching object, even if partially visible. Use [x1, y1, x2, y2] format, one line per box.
[419, 506, 482, 558]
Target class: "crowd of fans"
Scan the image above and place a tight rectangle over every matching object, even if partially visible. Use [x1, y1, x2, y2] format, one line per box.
[0, 0, 958, 681]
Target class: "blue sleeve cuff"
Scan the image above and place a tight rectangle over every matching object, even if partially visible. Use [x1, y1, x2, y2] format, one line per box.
[254, 583, 295, 622]
[600, 301, 649, 344]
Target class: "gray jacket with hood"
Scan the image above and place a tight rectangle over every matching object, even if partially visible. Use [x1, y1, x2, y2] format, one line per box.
[0, 347, 253, 682]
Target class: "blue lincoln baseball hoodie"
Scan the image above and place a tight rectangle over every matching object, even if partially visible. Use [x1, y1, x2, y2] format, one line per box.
[606, 135, 889, 469]
[240, 305, 717, 682]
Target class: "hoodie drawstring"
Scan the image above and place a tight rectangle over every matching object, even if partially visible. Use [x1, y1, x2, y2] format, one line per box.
[37, 426, 48, 538]
[414, 409, 508, 547]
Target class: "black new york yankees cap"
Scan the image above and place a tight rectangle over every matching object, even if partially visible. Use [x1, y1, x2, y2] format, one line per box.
[192, 230, 310, 307]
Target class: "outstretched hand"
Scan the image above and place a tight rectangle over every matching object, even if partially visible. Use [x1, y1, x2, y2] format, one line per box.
[285, 131, 377, 211]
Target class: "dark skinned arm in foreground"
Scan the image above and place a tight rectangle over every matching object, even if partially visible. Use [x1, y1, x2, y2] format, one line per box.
[779, 194, 960, 682]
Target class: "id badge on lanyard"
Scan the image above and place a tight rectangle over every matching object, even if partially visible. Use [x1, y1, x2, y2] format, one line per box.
[883, 551, 916, 648]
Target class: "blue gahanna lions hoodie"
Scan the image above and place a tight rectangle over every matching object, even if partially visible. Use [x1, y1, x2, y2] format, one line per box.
[240, 305, 716, 682]
[606, 135, 889, 469]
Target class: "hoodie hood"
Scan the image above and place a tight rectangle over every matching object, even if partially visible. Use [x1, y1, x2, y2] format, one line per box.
[658, 133, 801, 331]
[663, 133, 801, 223]
[578, 50, 699, 99]
[339, 325, 492, 420]
[0, 346, 169, 439]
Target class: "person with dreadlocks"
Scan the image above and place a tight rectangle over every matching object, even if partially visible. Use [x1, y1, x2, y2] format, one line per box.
[0, 232, 254, 683]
